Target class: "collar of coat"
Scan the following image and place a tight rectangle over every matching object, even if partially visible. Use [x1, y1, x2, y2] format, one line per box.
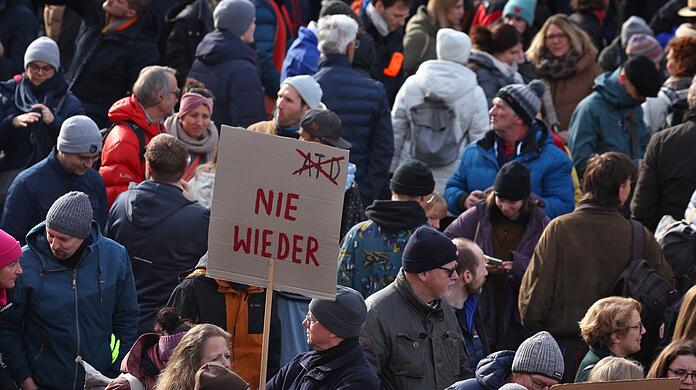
[394, 269, 446, 318]
[297, 341, 364, 379]
[477, 120, 549, 158]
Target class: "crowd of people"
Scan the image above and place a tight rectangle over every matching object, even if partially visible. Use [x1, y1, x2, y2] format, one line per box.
[1, 0, 696, 389]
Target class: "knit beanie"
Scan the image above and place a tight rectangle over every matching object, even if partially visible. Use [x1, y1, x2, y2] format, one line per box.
[623, 55, 663, 98]
[46, 192, 93, 239]
[676, 23, 696, 39]
[179, 92, 214, 119]
[390, 159, 435, 196]
[496, 80, 545, 126]
[494, 161, 531, 201]
[625, 33, 663, 64]
[158, 330, 189, 363]
[283, 75, 324, 110]
[24, 36, 60, 71]
[500, 384, 528, 390]
[503, 0, 537, 26]
[213, 0, 255, 37]
[57, 115, 102, 154]
[436, 28, 472, 65]
[0, 229, 21, 269]
[309, 286, 366, 338]
[194, 364, 250, 390]
[620, 16, 652, 48]
[402, 226, 458, 273]
[512, 331, 564, 382]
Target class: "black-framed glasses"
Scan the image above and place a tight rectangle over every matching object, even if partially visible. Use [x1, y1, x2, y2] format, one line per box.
[669, 368, 696, 382]
[437, 266, 458, 278]
[27, 63, 55, 73]
[545, 32, 569, 41]
[529, 375, 553, 390]
[626, 321, 643, 331]
[168, 88, 181, 99]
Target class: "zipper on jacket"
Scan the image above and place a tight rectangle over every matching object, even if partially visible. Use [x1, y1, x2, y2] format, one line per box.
[72, 269, 81, 390]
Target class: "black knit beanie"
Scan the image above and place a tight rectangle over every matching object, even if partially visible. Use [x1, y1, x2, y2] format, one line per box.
[390, 159, 435, 196]
[402, 226, 458, 273]
[494, 161, 531, 201]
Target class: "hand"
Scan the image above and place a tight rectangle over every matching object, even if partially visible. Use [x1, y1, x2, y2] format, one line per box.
[31, 104, 54, 125]
[464, 190, 485, 210]
[500, 261, 514, 271]
[179, 179, 195, 201]
[20, 377, 38, 390]
[485, 264, 506, 274]
[11, 112, 41, 128]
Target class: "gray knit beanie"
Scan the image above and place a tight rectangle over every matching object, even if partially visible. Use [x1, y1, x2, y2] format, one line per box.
[57, 115, 102, 154]
[308, 286, 366, 339]
[283, 75, 324, 110]
[214, 0, 256, 37]
[620, 16, 652, 48]
[46, 192, 93, 239]
[496, 80, 545, 126]
[512, 331, 564, 382]
[24, 36, 60, 71]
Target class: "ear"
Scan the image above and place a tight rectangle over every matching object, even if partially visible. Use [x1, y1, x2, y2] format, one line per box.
[417, 271, 429, 283]
[463, 269, 473, 284]
[618, 72, 627, 86]
[126, 8, 137, 18]
[373, 0, 384, 13]
[610, 330, 622, 345]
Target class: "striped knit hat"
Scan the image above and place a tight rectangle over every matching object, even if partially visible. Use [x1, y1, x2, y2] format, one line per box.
[496, 80, 545, 126]
[512, 331, 564, 381]
[625, 33, 663, 64]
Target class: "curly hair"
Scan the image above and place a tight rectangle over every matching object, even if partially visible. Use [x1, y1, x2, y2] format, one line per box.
[578, 296, 641, 348]
[667, 36, 696, 77]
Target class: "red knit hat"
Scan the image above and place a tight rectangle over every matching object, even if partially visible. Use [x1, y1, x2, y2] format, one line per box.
[0, 229, 21, 269]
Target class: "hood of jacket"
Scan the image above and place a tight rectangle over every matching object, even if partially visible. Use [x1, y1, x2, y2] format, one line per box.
[123, 181, 197, 228]
[195, 30, 256, 66]
[25, 221, 102, 269]
[475, 350, 515, 389]
[365, 200, 427, 234]
[107, 95, 164, 138]
[593, 67, 640, 108]
[413, 59, 480, 102]
[469, 50, 520, 80]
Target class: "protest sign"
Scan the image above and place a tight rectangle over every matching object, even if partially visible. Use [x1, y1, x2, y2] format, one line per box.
[207, 125, 348, 300]
[552, 378, 679, 389]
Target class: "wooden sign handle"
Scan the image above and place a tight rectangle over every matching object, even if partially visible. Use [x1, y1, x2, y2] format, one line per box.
[258, 259, 275, 389]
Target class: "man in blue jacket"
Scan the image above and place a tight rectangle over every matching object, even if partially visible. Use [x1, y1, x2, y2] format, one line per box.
[107, 133, 209, 334]
[0, 191, 139, 390]
[1, 115, 107, 245]
[314, 14, 394, 207]
[568, 55, 663, 177]
[444, 80, 574, 219]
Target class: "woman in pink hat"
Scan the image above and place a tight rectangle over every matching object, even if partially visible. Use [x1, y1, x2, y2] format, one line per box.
[0, 228, 22, 311]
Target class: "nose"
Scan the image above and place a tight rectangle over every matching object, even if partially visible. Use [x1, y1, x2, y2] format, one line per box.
[221, 355, 231, 370]
[16, 262, 23, 275]
[450, 270, 459, 280]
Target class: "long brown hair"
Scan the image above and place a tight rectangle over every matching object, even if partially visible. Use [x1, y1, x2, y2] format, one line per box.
[485, 191, 537, 217]
[647, 339, 696, 379]
[526, 13, 596, 63]
[427, 0, 463, 29]
[673, 286, 696, 341]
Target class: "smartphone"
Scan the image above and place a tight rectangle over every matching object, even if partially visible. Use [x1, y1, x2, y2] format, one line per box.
[485, 255, 504, 266]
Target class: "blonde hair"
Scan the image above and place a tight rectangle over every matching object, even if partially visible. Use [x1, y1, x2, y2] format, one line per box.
[427, 0, 462, 29]
[155, 324, 230, 390]
[578, 296, 641, 348]
[526, 13, 596, 64]
[673, 285, 696, 341]
[588, 357, 644, 382]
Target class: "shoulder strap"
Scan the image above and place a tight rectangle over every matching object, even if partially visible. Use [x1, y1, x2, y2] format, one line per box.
[629, 219, 644, 262]
[418, 32, 431, 61]
[119, 120, 147, 163]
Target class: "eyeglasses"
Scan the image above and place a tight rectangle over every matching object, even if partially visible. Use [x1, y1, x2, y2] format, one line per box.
[626, 321, 643, 331]
[529, 375, 553, 390]
[437, 266, 458, 278]
[669, 368, 696, 382]
[545, 32, 569, 41]
[27, 63, 55, 73]
[168, 88, 181, 99]
[76, 154, 99, 164]
[304, 313, 318, 325]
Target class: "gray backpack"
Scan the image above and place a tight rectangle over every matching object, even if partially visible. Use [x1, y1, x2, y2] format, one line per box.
[408, 96, 460, 167]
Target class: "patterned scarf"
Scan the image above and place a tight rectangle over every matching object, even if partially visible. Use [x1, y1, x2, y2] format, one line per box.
[102, 14, 140, 35]
[536, 49, 582, 80]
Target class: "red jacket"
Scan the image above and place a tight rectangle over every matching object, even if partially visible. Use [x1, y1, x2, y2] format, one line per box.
[100, 96, 164, 206]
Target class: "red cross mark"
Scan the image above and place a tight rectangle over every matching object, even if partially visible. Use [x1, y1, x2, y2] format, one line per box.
[292, 149, 345, 186]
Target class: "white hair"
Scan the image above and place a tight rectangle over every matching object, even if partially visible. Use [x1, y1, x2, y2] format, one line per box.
[689, 74, 696, 109]
[317, 14, 358, 56]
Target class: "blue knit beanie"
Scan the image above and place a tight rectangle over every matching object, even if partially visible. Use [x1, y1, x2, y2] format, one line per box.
[503, 0, 537, 27]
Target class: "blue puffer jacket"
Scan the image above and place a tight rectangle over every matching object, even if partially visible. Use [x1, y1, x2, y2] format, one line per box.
[1, 149, 108, 245]
[314, 54, 394, 206]
[280, 22, 319, 82]
[0, 221, 139, 390]
[568, 68, 651, 177]
[254, 0, 295, 98]
[445, 350, 515, 390]
[189, 30, 266, 128]
[444, 124, 574, 219]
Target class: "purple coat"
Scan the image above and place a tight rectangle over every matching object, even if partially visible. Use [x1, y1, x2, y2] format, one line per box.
[444, 200, 549, 350]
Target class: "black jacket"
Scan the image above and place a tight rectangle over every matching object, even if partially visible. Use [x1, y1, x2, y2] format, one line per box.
[106, 180, 209, 333]
[164, 0, 213, 85]
[361, 11, 406, 105]
[631, 109, 696, 231]
[569, 11, 604, 51]
[0, 1, 38, 81]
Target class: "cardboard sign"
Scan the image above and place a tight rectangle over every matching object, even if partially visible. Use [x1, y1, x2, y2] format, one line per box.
[552, 378, 679, 389]
[207, 126, 348, 300]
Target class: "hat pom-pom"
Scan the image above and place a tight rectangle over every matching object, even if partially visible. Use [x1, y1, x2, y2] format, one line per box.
[528, 79, 546, 97]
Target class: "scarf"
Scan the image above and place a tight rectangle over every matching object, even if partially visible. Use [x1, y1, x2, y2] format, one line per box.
[14, 73, 63, 113]
[102, 14, 140, 35]
[536, 49, 582, 80]
[164, 113, 218, 162]
[366, 3, 389, 37]
[472, 50, 523, 83]
[305, 337, 360, 371]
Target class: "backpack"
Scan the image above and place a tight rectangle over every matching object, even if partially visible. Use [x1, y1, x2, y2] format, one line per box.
[656, 217, 696, 295]
[93, 120, 146, 170]
[408, 95, 461, 167]
[662, 87, 689, 130]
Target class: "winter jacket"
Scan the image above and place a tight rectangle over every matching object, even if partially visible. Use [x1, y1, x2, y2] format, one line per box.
[53, 0, 160, 128]
[455, 298, 490, 373]
[0, 290, 18, 390]
[189, 169, 215, 209]
[598, 36, 624, 73]
[99, 95, 165, 206]
[314, 54, 393, 206]
[575, 345, 612, 383]
[0, 221, 139, 390]
[444, 124, 575, 218]
[1, 150, 107, 245]
[106, 180, 209, 333]
[631, 109, 696, 232]
[538, 47, 602, 132]
[280, 22, 319, 81]
[266, 340, 380, 390]
[164, 0, 214, 85]
[189, 30, 266, 128]
[569, 11, 604, 51]
[445, 350, 515, 390]
[0, 73, 84, 171]
[391, 59, 489, 194]
[0, 1, 38, 81]
[337, 200, 427, 298]
[642, 76, 692, 134]
[104, 333, 172, 390]
[568, 68, 651, 177]
[519, 203, 674, 337]
[361, 270, 472, 390]
[445, 200, 549, 350]
[403, 6, 438, 76]
[468, 50, 523, 108]
[254, 0, 295, 98]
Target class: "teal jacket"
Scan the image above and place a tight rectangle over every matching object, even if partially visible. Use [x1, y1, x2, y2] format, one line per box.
[568, 68, 651, 177]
